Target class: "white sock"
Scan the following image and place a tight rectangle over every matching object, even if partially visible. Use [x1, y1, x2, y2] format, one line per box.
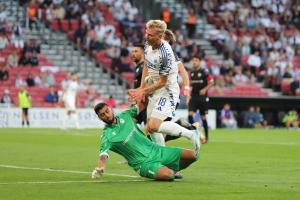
[158, 121, 193, 139]
[71, 113, 80, 129]
[150, 133, 165, 146]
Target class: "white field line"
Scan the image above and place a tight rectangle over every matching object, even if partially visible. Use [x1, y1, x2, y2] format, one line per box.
[212, 140, 300, 146]
[0, 164, 140, 178]
[0, 180, 146, 185]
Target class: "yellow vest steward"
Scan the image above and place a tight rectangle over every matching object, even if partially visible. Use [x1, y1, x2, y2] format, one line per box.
[18, 90, 31, 108]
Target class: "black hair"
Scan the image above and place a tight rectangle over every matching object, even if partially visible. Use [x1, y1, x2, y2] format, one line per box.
[94, 102, 108, 115]
[133, 43, 144, 50]
[192, 55, 201, 60]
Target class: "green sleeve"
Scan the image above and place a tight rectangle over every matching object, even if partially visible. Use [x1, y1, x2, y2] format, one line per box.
[124, 105, 139, 118]
[99, 130, 111, 157]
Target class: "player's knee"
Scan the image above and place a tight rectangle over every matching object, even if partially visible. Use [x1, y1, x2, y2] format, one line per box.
[157, 169, 175, 181]
[147, 122, 159, 133]
[183, 150, 198, 161]
[148, 126, 159, 133]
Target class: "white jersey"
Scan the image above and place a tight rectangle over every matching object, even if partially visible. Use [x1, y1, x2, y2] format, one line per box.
[145, 40, 179, 88]
[144, 40, 180, 120]
[63, 80, 78, 110]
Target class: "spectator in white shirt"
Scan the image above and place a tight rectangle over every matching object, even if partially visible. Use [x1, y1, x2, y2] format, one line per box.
[6, 51, 19, 68]
[15, 75, 26, 87]
[247, 51, 262, 75]
[44, 71, 56, 87]
[0, 4, 7, 23]
[11, 21, 24, 49]
[234, 67, 248, 84]
[0, 33, 8, 50]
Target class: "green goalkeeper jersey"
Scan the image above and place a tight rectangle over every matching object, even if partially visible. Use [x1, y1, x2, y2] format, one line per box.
[99, 106, 160, 168]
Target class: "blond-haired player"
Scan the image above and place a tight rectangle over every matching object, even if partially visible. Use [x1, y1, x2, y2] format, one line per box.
[128, 20, 201, 156]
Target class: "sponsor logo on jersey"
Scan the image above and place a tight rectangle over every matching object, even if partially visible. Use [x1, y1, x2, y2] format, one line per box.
[123, 128, 137, 144]
[148, 170, 155, 175]
[172, 111, 176, 117]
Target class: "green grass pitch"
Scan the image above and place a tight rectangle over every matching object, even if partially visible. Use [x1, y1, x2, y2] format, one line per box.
[0, 128, 299, 200]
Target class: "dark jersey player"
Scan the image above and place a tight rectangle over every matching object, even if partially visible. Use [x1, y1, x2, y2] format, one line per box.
[131, 44, 147, 125]
[188, 56, 214, 142]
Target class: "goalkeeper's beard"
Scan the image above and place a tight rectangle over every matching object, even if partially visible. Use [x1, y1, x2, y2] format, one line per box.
[103, 113, 115, 125]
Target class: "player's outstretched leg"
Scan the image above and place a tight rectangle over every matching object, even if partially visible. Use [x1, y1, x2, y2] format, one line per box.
[165, 118, 196, 142]
[147, 118, 201, 155]
[192, 122, 207, 144]
[157, 121, 201, 155]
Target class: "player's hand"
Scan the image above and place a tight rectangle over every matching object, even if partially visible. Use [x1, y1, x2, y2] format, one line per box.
[128, 96, 136, 105]
[135, 88, 146, 102]
[127, 89, 137, 105]
[91, 167, 104, 179]
[128, 88, 145, 101]
[142, 93, 148, 105]
[199, 89, 206, 96]
[127, 89, 135, 96]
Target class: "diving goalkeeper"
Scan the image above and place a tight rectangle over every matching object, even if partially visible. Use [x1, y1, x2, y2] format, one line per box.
[91, 100, 202, 181]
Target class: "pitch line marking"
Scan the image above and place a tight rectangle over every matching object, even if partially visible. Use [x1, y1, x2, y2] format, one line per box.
[212, 140, 300, 146]
[0, 164, 140, 178]
[0, 180, 147, 185]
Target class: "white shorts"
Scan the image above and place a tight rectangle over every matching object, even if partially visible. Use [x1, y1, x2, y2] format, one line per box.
[63, 98, 76, 111]
[147, 88, 179, 121]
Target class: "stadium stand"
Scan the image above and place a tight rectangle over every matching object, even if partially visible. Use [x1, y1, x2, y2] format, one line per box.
[1, 0, 129, 108]
[154, 0, 300, 97]
[1, 0, 300, 113]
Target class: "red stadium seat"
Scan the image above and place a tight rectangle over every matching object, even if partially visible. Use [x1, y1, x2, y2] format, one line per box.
[122, 72, 134, 84]
[70, 19, 79, 31]
[51, 20, 59, 31]
[61, 19, 69, 33]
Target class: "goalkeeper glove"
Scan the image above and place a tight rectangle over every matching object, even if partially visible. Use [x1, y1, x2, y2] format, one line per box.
[91, 167, 104, 179]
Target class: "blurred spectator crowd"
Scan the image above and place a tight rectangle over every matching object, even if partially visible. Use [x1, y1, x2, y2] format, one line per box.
[181, 0, 300, 96]
[218, 103, 299, 129]
[1, 0, 300, 128]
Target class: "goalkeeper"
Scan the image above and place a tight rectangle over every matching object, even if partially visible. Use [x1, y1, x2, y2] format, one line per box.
[91, 100, 201, 181]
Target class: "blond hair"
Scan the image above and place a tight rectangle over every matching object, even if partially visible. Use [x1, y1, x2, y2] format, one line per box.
[146, 20, 167, 35]
[164, 29, 176, 45]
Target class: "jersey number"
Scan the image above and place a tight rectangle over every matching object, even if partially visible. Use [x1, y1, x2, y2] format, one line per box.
[158, 97, 167, 106]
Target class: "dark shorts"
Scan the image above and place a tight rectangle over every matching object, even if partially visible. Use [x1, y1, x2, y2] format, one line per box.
[22, 108, 29, 116]
[135, 109, 147, 124]
[188, 96, 208, 115]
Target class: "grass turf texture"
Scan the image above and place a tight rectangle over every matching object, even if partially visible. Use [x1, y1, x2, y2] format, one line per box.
[0, 128, 299, 200]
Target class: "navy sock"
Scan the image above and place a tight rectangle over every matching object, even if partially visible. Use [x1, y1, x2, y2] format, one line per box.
[202, 119, 208, 140]
[188, 115, 194, 124]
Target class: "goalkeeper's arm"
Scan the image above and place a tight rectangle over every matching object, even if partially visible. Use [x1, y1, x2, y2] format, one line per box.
[91, 153, 108, 179]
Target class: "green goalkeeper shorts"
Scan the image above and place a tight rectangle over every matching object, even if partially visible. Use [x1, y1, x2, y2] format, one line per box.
[135, 146, 182, 179]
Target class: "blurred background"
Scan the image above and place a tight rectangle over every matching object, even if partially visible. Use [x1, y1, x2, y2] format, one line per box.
[0, 0, 299, 128]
